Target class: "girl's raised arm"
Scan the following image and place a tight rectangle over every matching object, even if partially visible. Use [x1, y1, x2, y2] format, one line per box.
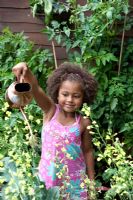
[12, 62, 55, 113]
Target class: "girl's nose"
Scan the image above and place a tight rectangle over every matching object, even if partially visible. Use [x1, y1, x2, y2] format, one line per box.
[67, 95, 73, 102]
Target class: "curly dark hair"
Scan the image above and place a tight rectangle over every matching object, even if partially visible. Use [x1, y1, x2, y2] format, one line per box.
[47, 62, 98, 104]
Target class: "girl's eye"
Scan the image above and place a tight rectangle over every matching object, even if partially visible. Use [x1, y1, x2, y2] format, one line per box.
[61, 92, 81, 98]
[74, 94, 81, 98]
[62, 93, 68, 96]
[74, 95, 80, 98]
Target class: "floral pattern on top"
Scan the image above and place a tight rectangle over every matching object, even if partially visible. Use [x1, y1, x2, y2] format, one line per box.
[39, 104, 88, 200]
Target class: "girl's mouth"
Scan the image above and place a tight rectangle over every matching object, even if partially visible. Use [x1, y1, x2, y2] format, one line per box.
[65, 104, 75, 108]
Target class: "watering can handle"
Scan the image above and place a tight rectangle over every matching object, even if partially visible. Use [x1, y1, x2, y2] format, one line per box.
[15, 74, 24, 83]
[20, 75, 24, 83]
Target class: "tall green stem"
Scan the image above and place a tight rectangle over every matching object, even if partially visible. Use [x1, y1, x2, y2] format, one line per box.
[118, 14, 127, 76]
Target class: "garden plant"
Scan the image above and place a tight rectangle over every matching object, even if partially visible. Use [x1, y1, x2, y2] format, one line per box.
[0, 0, 133, 199]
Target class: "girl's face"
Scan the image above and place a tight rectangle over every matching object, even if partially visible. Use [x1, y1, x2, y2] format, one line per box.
[58, 80, 84, 113]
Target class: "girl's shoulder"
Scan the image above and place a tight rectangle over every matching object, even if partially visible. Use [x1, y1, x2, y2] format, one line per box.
[43, 104, 56, 123]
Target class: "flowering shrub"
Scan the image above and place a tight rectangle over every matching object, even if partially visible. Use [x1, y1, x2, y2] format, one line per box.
[0, 29, 58, 200]
[81, 103, 133, 199]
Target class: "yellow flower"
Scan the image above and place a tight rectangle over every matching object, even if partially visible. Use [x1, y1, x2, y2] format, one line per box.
[0, 154, 4, 159]
[26, 163, 31, 168]
[95, 124, 99, 128]
[16, 159, 22, 166]
[5, 116, 9, 120]
[80, 182, 85, 188]
[60, 185, 65, 190]
[29, 115, 34, 120]
[63, 165, 68, 170]
[83, 116, 87, 119]
[84, 178, 90, 184]
[89, 131, 95, 135]
[36, 119, 41, 124]
[0, 178, 5, 184]
[87, 125, 92, 130]
[5, 187, 10, 194]
[92, 120, 97, 125]
[5, 102, 9, 107]
[0, 161, 3, 167]
[58, 175, 61, 179]
[55, 164, 59, 168]
[9, 179, 14, 185]
[61, 147, 66, 152]
[6, 111, 11, 117]
[28, 187, 35, 195]
[11, 197, 18, 200]
[39, 185, 44, 188]
[2, 102, 9, 112]
[27, 172, 32, 177]
[66, 153, 72, 159]
[25, 125, 29, 130]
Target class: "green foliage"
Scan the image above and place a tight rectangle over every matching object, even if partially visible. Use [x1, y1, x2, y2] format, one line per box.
[30, 0, 54, 15]
[81, 104, 133, 200]
[0, 28, 54, 89]
[41, 0, 128, 56]
[31, 0, 133, 198]
[1, 0, 133, 199]
[0, 28, 56, 199]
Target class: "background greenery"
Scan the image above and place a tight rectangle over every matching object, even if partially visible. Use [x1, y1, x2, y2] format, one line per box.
[0, 0, 133, 199]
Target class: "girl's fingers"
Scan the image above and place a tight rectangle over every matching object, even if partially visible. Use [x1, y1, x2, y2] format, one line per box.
[23, 65, 28, 77]
[12, 62, 28, 81]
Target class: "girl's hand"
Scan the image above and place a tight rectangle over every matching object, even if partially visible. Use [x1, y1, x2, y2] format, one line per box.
[12, 62, 38, 87]
[12, 62, 38, 86]
[12, 62, 29, 82]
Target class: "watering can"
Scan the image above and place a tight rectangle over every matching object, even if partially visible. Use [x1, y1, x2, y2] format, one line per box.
[5, 78, 33, 108]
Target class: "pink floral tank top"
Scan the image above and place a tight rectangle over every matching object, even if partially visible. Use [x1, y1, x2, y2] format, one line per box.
[38, 104, 88, 199]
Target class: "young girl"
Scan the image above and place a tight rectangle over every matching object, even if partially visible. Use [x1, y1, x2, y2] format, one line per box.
[12, 62, 97, 200]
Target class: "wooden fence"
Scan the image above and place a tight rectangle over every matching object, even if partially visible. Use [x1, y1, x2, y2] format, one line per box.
[0, 0, 133, 64]
[0, 0, 67, 64]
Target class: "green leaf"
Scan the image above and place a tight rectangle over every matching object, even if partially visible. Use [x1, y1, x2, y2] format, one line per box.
[32, 4, 38, 17]
[51, 21, 60, 29]
[106, 10, 112, 19]
[63, 27, 70, 37]
[123, 5, 129, 15]
[44, 0, 53, 15]
[110, 98, 118, 111]
[96, 58, 101, 66]
[72, 40, 80, 48]
[102, 168, 117, 182]
[94, 107, 105, 119]
[99, 73, 108, 90]
[55, 34, 62, 44]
